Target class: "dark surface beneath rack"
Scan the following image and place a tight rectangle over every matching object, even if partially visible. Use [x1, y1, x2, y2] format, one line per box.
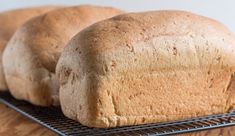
[1, 92, 235, 136]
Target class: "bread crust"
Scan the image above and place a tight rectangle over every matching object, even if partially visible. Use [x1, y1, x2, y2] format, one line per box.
[3, 5, 122, 106]
[56, 10, 235, 127]
[0, 6, 59, 91]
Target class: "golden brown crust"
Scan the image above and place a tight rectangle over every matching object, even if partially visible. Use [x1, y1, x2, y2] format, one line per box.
[0, 6, 59, 40]
[56, 10, 235, 128]
[0, 6, 59, 91]
[3, 5, 123, 106]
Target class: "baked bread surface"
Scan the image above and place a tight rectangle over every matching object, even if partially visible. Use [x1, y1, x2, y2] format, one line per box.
[56, 10, 235, 128]
[3, 5, 122, 106]
[0, 6, 58, 91]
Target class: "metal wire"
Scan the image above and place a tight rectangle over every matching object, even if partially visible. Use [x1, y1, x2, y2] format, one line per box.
[1, 92, 235, 136]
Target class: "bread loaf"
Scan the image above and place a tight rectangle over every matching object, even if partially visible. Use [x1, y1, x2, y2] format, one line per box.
[56, 10, 235, 128]
[0, 6, 58, 91]
[3, 5, 122, 106]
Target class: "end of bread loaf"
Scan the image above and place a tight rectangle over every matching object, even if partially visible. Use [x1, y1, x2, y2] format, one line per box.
[57, 55, 121, 128]
[57, 10, 235, 128]
[2, 34, 60, 105]
[0, 6, 60, 92]
[2, 13, 62, 106]
[2, 5, 122, 106]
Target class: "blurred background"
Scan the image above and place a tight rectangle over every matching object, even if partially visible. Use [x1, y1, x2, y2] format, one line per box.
[0, 0, 235, 33]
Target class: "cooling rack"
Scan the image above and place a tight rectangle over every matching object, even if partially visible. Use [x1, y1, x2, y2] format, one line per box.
[1, 92, 235, 136]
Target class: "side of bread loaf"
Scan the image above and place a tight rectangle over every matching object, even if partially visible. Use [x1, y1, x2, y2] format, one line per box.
[0, 6, 59, 91]
[56, 10, 235, 128]
[3, 5, 123, 106]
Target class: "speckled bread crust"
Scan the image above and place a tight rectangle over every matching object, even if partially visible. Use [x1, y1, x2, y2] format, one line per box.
[0, 6, 59, 91]
[3, 5, 123, 106]
[56, 10, 235, 128]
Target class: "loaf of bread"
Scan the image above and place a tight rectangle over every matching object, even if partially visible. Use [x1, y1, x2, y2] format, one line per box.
[0, 6, 58, 91]
[3, 5, 122, 106]
[56, 10, 235, 128]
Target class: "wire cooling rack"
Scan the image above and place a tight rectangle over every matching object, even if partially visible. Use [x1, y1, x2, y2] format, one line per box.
[1, 92, 235, 136]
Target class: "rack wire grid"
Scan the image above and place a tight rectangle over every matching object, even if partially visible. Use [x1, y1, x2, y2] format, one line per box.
[1, 91, 235, 136]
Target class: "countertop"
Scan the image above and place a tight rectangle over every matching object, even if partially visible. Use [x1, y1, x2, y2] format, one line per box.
[0, 104, 56, 136]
